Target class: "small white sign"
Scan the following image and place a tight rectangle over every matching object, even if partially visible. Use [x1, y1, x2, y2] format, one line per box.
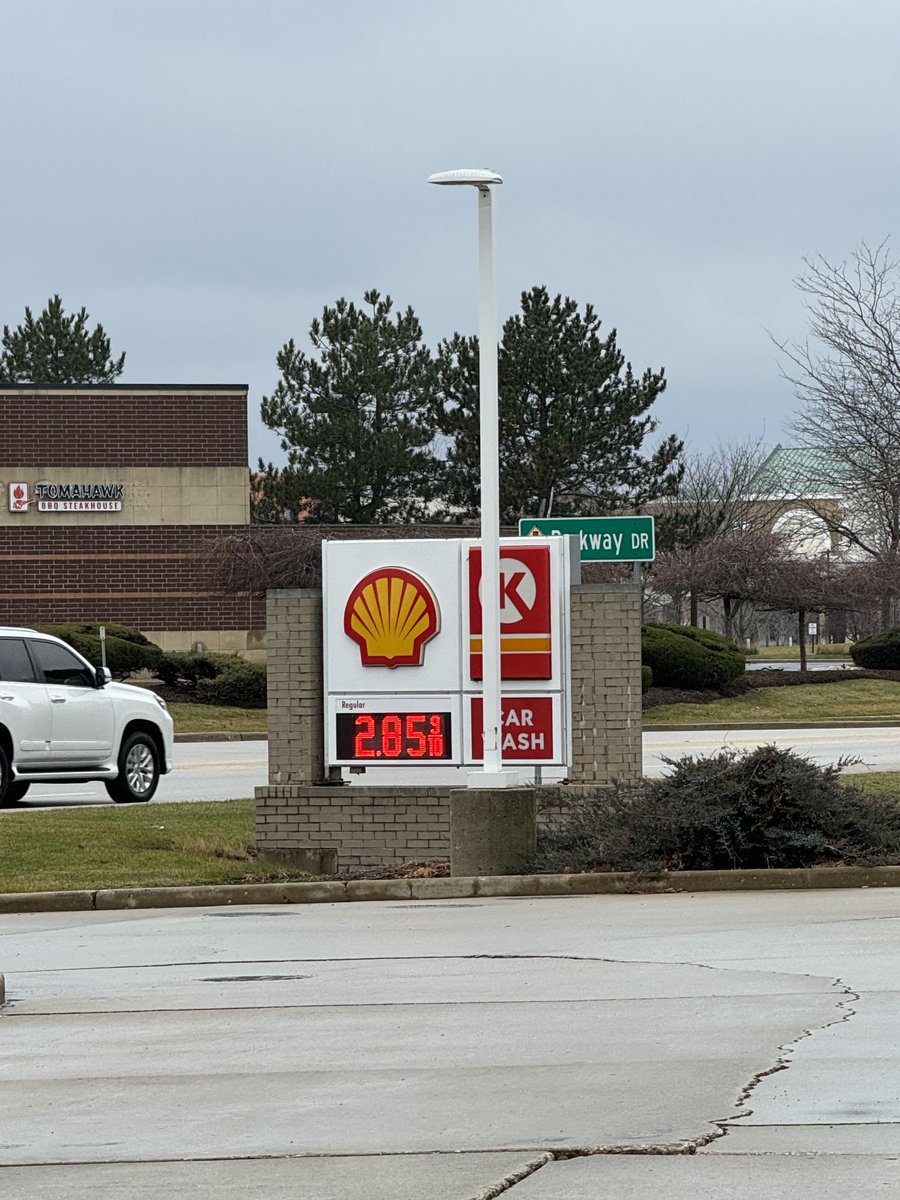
[8, 482, 31, 512]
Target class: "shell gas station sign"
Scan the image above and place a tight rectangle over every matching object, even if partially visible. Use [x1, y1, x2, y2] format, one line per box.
[323, 538, 572, 772]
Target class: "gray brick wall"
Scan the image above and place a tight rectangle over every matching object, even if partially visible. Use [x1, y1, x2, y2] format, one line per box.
[256, 785, 451, 868]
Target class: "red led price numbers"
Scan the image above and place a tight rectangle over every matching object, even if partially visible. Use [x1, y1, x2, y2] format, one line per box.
[335, 711, 452, 761]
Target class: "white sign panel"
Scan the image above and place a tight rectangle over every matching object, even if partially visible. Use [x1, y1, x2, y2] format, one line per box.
[323, 537, 571, 769]
[323, 539, 462, 696]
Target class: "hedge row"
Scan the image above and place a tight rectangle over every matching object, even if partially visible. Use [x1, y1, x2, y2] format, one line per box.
[39, 618, 739, 704]
[851, 628, 900, 670]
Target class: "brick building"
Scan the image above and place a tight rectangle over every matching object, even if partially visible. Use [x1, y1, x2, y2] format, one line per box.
[0, 385, 263, 654]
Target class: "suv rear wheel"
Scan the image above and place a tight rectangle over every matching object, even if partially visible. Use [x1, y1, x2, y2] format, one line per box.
[105, 732, 160, 804]
[0, 745, 23, 806]
[3, 781, 30, 804]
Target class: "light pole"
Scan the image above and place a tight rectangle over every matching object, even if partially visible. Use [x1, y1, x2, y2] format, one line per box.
[428, 168, 517, 787]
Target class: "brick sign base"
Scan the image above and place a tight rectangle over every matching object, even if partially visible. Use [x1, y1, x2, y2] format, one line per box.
[256, 583, 641, 872]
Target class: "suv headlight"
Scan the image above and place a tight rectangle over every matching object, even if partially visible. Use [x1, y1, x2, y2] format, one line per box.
[154, 694, 169, 712]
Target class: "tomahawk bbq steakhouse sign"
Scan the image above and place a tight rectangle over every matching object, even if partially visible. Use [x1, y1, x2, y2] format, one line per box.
[8, 481, 125, 513]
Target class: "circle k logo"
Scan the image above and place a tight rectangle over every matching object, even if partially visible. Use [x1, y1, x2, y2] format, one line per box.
[496, 556, 538, 623]
[468, 545, 553, 681]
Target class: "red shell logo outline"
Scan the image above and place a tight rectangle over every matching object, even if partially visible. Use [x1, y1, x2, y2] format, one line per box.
[344, 566, 440, 668]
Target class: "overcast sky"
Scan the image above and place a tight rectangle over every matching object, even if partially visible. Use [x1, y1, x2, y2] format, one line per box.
[3, 0, 899, 467]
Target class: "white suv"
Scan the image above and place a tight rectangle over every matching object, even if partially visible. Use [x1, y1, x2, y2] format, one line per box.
[0, 627, 174, 806]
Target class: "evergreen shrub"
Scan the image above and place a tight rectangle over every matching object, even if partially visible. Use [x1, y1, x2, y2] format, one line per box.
[196, 661, 267, 708]
[850, 628, 900, 669]
[534, 746, 900, 873]
[156, 651, 223, 688]
[641, 622, 744, 691]
[36, 622, 161, 678]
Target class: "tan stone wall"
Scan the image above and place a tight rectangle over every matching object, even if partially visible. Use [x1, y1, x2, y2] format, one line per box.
[264, 589, 324, 786]
[256, 583, 642, 869]
[569, 583, 642, 786]
[0, 465, 249, 527]
[144, 629, 266, 659]
[257, 786, 451, 868]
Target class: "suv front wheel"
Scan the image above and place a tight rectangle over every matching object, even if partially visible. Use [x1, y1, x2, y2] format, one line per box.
[105, 732, 160, 804]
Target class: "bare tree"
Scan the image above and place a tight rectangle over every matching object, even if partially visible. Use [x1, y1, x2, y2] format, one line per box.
[651, 526, 783, 640]
[775, 240, 900, 627]
[751, 552, 861, 671]
[653, 438, 769, 626]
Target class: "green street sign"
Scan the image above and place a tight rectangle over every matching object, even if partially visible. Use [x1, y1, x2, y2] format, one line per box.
[518, 515, 656, 561]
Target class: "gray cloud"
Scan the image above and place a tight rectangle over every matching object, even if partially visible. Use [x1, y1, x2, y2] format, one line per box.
[3, 0, 899, 465]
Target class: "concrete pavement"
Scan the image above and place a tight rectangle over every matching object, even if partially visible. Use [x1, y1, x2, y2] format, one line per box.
[2, 887, 899, 1195]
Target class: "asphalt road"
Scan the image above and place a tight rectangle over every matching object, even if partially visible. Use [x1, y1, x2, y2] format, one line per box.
[1, 888, 898, 1196]
[643, 726, 900, 776]
[18, 740, 268, 808]
[15, 726, 900, 808]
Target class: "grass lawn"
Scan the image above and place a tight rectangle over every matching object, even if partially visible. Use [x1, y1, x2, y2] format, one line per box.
[168, 703, 266, 734]
[644, 678, 900, 725]
[3, 772, 898, 896]
[850, 771, 900, 799]
[0, 799, 311, 894]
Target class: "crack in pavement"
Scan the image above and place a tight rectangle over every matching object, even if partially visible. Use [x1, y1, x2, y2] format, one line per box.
[726, 975, 859, 1122]
[467, 969, 863, 1196]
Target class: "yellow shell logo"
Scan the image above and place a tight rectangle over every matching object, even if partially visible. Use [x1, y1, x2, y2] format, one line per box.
[344, 566, 440, 668]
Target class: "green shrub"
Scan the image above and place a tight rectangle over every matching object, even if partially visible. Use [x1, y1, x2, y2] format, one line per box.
[533, 746, 900, 873]
[156, 651, 224, 688]
[641, 664, 653, 693]
[641, 623, 744, 691]
[35, 622, 161, 679]
[196, 661, 267, 707]
[850, 628, 900, 669]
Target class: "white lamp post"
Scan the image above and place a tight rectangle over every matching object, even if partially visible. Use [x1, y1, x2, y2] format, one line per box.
[428, 167, 518, 787]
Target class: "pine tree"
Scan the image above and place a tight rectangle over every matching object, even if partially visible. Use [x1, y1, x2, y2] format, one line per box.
[0, 295, 125, 383]
[436, 285, 682, 523]
[256, 290, 442, 524]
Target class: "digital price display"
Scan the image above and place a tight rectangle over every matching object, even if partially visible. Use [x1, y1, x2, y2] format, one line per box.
[335, 711, 452, 761]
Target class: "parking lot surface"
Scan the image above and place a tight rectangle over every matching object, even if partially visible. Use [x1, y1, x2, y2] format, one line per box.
[1, 888, 898, 1197]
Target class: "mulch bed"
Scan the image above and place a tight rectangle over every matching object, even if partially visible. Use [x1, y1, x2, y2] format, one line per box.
[332, 859, 451, 881]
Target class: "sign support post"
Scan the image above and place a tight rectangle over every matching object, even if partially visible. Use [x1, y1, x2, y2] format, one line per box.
[429, 167, 518, 788]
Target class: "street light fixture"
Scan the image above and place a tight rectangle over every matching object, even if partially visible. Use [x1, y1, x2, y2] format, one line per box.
[428, 167, 518, 787]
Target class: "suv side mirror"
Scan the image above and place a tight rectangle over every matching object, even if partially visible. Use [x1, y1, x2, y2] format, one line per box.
[96, 667, 112, 687]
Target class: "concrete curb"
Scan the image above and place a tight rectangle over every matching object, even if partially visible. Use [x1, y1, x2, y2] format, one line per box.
[174, 732, 267, 742]
[2, 865, 900, 914]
